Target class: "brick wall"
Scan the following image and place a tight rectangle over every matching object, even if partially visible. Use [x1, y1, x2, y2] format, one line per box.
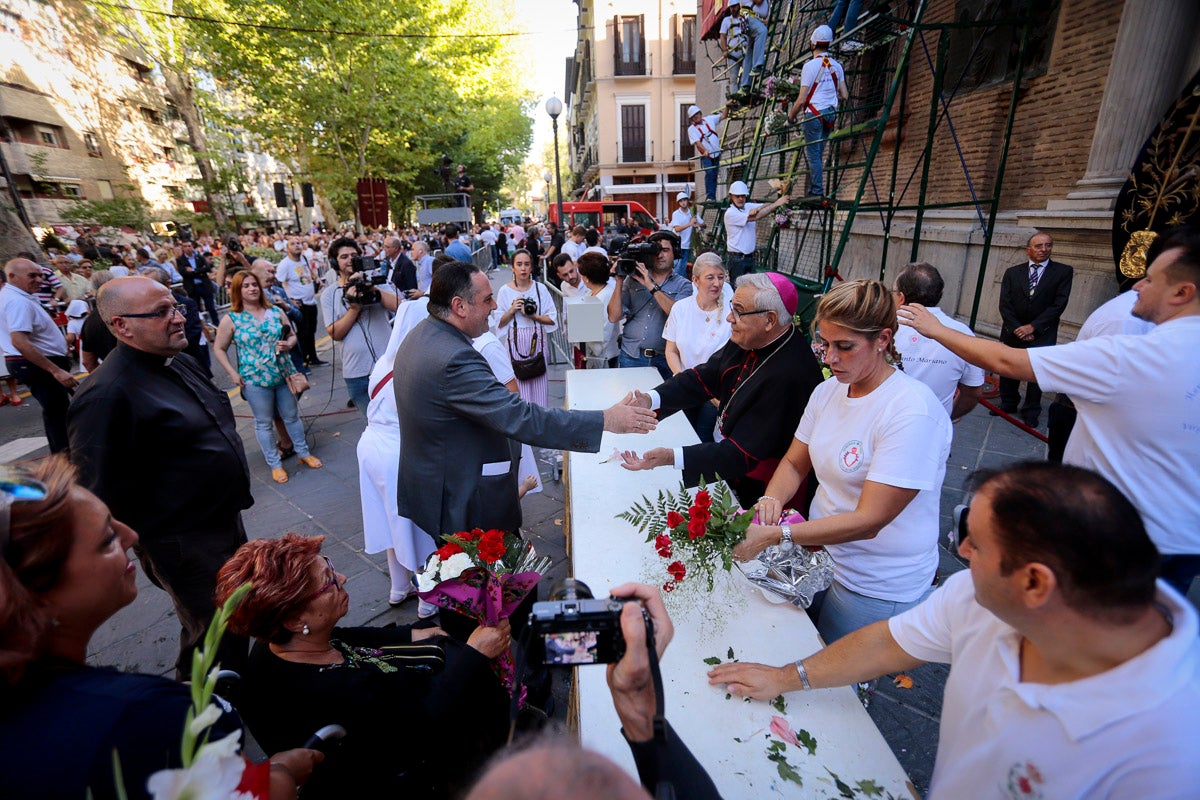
[837, 0, 1122, 213]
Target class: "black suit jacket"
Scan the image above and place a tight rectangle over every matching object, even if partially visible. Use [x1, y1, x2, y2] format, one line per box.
[176, 253, 213, 297]
[389, 253, 417, 293]
[998, 259, 1073, 348]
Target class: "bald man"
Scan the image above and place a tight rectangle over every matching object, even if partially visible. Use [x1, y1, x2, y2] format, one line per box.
[0, 258, 75, 452]
[68, 276, 253, 676]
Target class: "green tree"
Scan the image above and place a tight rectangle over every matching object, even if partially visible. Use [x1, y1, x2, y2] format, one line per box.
[59, 196, 155, 231]
[190, 0, 533, 227]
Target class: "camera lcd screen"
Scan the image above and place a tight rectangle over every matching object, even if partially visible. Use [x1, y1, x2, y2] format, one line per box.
[543, 631, 599, 665]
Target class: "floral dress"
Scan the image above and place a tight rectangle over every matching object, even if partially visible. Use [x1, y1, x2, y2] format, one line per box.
[228, 310, 285, 387]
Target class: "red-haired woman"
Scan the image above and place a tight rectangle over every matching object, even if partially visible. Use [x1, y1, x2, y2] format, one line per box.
[214, 270, 321, 483]
[216, 533, 511, 798]
[0, 457, 318, 799]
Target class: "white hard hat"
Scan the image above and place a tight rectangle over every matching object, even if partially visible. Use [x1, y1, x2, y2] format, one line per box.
[812, 24, 833, 44]
[687, 104, 702, 118]
[676, 192, 690, 201]
[729, 180, 750, 196]
[728, 0, 743, 6]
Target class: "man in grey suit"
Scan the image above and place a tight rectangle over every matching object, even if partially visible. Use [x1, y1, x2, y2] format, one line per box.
[394, 260, 658, 539]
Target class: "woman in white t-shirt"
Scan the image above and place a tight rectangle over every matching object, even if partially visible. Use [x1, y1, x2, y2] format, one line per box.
[576, 252, 620, 368]
[663, 253, 733, 442]
[490, 248, 557, 406]
[737, 280, 952, 643]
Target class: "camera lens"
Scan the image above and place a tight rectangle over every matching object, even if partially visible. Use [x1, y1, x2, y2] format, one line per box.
[548, 577, 594, 602]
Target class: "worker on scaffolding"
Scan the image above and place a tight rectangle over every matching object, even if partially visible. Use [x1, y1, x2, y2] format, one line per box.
[787, 25, 849, 199]
[687, 105, 728, 203]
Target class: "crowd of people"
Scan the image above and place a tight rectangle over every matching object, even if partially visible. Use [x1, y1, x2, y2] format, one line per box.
[1, 212, 1198, 799]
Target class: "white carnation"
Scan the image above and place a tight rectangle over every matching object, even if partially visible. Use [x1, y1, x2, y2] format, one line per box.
[439, 552, 475, 581]
[416, 568, 438, 593]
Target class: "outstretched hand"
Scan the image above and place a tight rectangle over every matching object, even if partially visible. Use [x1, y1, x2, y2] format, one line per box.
[603, 393, 658, 434]
[619, 447, 673, 471]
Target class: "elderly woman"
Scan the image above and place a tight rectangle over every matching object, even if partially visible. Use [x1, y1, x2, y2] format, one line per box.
[0, 458, 317, 799]
[216, 534, 512, 798]
[738, 279, 953, 643]
[663, 252, 733, 441]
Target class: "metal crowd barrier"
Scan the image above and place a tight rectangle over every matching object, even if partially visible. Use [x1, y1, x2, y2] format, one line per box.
[537, 278, 573, 367]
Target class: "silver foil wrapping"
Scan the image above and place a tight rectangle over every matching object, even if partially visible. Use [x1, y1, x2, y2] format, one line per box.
[737, 545, 835, 608]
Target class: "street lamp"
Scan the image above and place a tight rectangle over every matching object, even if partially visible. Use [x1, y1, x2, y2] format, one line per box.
[545, 96, 564, 228]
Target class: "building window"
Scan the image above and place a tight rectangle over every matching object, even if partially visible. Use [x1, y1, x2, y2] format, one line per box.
[62, 184, 81, 198]
[140, 107, 163, 126]
[36, 126, 59, 147]
[619, 104, 647, 163]
[679, 104, 695, 161]
[674, 15, 696, 75]
[97, 180, 114, 200]
[84, 132, 102, 156]
[945, 0, 1059, 92]
[163, 146, 175, 161]
[613, 15, 645, 76]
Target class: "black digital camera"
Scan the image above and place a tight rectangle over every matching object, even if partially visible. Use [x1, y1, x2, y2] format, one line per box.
[344, 255, 386, 305]
[614, 241, 659, 277]
[521, 298, 537, 316]
[529, 578, 638, 666]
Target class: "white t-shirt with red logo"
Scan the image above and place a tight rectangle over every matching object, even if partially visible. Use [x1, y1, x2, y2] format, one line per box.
[794, 370, 951, 602]
[889, 571, 1200, 799]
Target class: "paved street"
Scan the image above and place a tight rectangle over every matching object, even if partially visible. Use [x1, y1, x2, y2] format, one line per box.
[0, 271, 1156, 796]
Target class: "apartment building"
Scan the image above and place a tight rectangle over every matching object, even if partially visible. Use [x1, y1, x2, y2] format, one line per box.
[565, 0, 699, 220]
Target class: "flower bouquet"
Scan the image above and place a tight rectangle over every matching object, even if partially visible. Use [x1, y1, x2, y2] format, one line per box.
[763, 75, 801, 103]
[416, 529, 552, 697]
[616, 476, 752, 592]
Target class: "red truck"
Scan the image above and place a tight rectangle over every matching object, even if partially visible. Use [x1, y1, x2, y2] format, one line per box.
[548, 200, 658, 237]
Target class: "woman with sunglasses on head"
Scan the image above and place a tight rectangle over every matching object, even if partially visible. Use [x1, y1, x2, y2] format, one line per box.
[216, 534, 512, 798]
[0, 458, 320, 799]
[214, 270, 321, 484]
[736, 280, 953, 644]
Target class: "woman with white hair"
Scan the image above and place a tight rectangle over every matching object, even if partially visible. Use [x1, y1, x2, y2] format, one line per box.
[663, 253, 733, 441]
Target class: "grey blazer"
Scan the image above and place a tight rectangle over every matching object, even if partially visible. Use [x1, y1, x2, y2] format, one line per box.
[394, 316, 604, 537]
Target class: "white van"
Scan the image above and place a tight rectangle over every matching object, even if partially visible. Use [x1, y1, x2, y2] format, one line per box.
[499, 208, 524, 226]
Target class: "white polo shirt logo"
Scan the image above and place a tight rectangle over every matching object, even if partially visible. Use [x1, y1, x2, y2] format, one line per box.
[839, 440, 864, 472]
[1005, 761, 1045, 799]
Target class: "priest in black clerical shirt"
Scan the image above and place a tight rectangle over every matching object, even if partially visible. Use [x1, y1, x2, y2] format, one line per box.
[67, 276, 253, 677]
[621, 272, 824, 508]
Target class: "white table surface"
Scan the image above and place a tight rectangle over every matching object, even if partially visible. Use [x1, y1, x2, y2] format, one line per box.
[565, 368, 916, 799]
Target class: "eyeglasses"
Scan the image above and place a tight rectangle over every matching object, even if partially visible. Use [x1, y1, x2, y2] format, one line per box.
[307, 555, 341, 601]
[730, 306, 772, 321]
[0, 468, 48, 563]
[114, 303, 187, 321]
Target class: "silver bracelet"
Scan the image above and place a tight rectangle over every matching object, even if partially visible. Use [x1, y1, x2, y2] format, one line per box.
[779, 522, 794, 550]
[756, 495, 777, 506]
[795, 658, 812, 691]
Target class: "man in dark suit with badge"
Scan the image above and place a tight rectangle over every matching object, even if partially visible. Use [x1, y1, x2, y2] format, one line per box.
[997, 231, 1073, 427]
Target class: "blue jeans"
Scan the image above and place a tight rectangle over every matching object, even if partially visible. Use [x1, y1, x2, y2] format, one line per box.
[345, 375, 370, 419]
[684, 399, 720, 443]
[727, 252, 755, 281]
[618, 350, 672, 382]
[243, 383, 309, 469]
[808, 579, 935, 643]
[802, 106, 837, 195]
[674, 248, 691, 279]
[829, 0, 863, 34]
[700, 155, 719, 202]
[741, 15, 768, 88]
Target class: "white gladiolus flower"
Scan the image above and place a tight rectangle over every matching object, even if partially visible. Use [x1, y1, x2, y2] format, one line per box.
[187, 704, 222, 737]
[147, 730, 245, 799]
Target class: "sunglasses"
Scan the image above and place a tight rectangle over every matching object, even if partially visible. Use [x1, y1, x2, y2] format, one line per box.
[0, 468, 49, 562]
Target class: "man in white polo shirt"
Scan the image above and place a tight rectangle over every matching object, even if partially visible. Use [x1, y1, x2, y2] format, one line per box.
[275, 236, 324, 366]
[722, 180, 790, 280]
[895, 226, 1200, 595]
[711, 462, 1200, 799]
[0, 258, 76, 452]
[892, 261, 984, 421]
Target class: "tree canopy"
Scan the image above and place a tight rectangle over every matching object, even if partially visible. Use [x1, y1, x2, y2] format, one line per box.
[183, 0, 533, 225]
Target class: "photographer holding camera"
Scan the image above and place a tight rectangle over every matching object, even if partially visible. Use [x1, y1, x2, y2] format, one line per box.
[467, 581, 720, 800]
[607, 231, 693, 380]
[320, 237, 399, 418]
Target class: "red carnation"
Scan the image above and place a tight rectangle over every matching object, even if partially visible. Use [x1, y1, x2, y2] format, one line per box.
[654, 534, 673, 558]
[477, 530, 507, 563]
[435, 542, 463, 560]
[666, 510, 685, 529]
[695, 490, 712, 509]
[459, 528, 484, 542]
[689, 505, 711, 525]
[687, 517, 707, 539]
[662, 581, 677, 593]
[667, 561, 686, 581]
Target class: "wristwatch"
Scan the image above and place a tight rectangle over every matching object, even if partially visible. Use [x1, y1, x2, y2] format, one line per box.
[649, 284, 661, 295]
[779, 522, 794, 551]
